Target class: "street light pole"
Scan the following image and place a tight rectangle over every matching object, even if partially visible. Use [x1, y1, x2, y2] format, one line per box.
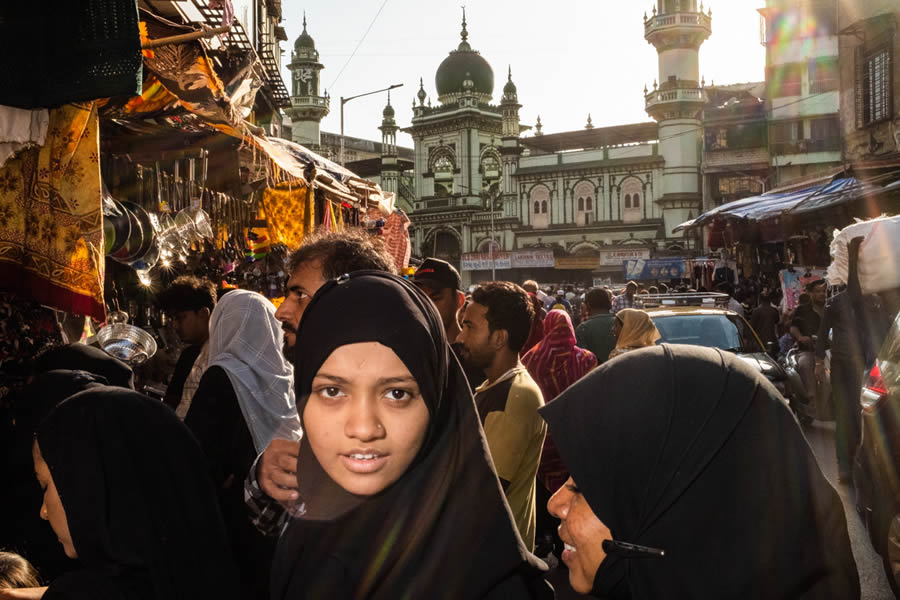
[340, 83, 404, 167]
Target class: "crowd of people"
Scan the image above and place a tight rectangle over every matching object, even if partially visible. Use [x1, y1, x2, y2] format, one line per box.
[0, 229, 865, 599]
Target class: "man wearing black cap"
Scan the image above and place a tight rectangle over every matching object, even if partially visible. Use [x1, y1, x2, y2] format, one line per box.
[413, 258, 485, 390]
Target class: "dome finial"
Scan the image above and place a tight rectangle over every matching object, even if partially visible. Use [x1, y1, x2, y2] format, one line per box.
[303, 11, 307, 32]
[417, 77, 427, 105]
[535, 115, 543, 136]
[508, 65, 512, 81]
[585, 114, 594, 129]
[461, 6, 468, 43]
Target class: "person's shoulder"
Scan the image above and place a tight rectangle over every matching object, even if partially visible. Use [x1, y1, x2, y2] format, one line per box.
[508, 370, 544, 408]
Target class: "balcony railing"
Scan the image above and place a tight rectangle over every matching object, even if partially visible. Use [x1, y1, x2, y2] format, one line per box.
[645, 86, 707, 110]
[772, 138, 841, 155]
[290, 96, 330, 109]
[644, 11, 712, 37]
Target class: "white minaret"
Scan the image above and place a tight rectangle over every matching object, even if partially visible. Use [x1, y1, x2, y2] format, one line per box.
[379, 92, 399, 196]
[644, 0, 711, 239]
[285, 13, 330, 148]
[499, 66, 522, 201]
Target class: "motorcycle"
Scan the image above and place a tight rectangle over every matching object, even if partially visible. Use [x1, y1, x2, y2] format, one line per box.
[780, 333, 834, 425]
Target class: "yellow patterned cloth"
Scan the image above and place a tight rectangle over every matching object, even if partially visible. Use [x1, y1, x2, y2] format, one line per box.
[0, 102, 105, 320]
[261, 182, 316, 250]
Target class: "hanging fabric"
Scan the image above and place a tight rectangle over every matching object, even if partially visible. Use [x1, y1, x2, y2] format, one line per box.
[261, 181, 315, 250]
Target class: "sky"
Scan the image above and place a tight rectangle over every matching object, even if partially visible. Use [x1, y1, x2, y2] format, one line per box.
[278, 0, 766, 148]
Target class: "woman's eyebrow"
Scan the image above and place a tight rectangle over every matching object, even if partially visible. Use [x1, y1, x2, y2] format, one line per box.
[377, 376, 418, 386]
[313, 373, 350, 384]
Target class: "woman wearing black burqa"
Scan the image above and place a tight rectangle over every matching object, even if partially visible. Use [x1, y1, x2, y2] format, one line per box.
[541, 344, 859, 599]
[28, 386, 240, 600]
[270, 272, 552, 600]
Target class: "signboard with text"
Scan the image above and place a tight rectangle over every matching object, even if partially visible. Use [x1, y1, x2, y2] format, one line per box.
[461, 249, 554, 271]
[623, 258, 687, 281]
[510, 249, 555, 268]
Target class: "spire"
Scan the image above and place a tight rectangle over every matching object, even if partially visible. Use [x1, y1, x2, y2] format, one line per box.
[461, 6, 468, 43]
[585, 114, 594, 129]
[508, 65, 512, 81]
[535, 115, 543, 136]
[302, 11, 307, 32]
[417, 77, 426, 105]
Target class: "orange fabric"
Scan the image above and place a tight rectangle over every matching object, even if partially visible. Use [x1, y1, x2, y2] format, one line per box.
[261, 182, 316, 250]
[0, 102, 105, 320]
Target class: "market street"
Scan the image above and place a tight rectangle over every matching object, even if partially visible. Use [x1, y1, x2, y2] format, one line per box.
[803, 421, 893, 599]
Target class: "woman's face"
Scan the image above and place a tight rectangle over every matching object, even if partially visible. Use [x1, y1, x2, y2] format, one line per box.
[548, 476, 613, 594]
[303, 342, 430, 496]
[613, 317, 623, 339]
[32, 440, 77, 559]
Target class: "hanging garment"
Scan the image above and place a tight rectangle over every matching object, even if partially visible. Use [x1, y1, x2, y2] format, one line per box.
[0, 105, 49, 168]
[0, 102, 105, 320]
[382, 209, 411, 272]
[261, 182, 316, 250]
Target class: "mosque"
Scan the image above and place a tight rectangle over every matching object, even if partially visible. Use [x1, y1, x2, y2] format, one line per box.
[286, 2, 716, 285]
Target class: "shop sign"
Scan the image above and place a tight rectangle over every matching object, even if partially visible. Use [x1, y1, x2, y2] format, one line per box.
[624, 258, 688, 281]
[460, 252, 512, 271]
[555, 256, 601, 270]
[510, 249, 555, 268]
[598, 248, 651, 266]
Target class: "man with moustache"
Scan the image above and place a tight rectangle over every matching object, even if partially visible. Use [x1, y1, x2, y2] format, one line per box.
[245, 230, 396, 533]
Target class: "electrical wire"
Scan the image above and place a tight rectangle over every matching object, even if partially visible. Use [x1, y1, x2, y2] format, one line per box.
[328, 0, 390, 90]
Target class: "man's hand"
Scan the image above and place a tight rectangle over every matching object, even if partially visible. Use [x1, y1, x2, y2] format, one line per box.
[815, 361, 826, 383]
[258, 438, 300, 506]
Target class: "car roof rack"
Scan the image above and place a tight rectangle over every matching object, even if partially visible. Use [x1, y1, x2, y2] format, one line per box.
[638, 292, 732, 309]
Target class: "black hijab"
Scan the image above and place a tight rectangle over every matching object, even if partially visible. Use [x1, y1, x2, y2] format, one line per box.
[540, 344, 859, 599]
[2, 370, 106, 583]
[271, 272, 549, 600]
[35, 344, 134, 389]
[35, 387, 240, 600]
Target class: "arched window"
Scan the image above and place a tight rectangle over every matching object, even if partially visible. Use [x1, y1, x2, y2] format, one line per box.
[530, 185, 550, 229]
[621, 178, 643, 224]
[577, 197, 584, 211]
[574, 181, 595, 224]
[586, 197, 593, 211]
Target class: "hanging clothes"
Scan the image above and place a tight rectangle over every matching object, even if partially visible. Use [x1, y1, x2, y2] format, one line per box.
[382, 208, 411, 273]
[0, 102, 106, 320]
[0, 105, 49, 168]
[261, 181, 316, 250]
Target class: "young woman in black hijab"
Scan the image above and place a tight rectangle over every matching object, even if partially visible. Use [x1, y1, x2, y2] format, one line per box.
[30, 386, 240, 600]
[270, 271, 551, 600]
[542, 344, 859, 599]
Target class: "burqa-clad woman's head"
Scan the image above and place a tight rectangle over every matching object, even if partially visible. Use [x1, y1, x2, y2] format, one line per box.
[273, 271, 549, 600]
[33, 387, 240, 600]
[542, 344, 859, 599]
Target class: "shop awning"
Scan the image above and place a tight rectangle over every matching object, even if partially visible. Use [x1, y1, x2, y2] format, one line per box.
[674, 177, 873, 232]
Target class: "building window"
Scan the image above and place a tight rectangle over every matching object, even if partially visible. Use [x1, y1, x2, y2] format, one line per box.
[809, 116, 840, 152]
[541, 201, 548, 213]
[577, 197, 585, 211]
[586, 197, 593, 211]
[533, 200, 540, 214]
[769, 64, 804, 98]
[772, 120, 802, 154]
[857, 45, 892, 127]
[621, 178, 643, 224]
[531, 185, 550, 229]
[809, 57, 838, 94]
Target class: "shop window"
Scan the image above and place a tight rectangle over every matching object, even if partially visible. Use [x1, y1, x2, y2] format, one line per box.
[856, 44, 892, 127]
[809, 57, 838, 94]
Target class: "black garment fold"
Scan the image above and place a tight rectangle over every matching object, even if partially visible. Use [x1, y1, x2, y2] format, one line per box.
[540, 344, 859, 599]
[35, 387, 240, 600]
[35, 343, 134, 389]
[271, 271, 550, 600]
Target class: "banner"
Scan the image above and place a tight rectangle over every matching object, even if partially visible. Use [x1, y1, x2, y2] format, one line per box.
[779, 268, 826, 312]
[461, 252, 511, 271]
[510, 249, 555, 268]
[598, 248, 650, 266]
[624, 258, 687, 281]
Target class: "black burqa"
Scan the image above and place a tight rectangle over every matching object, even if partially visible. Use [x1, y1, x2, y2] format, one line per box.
[271, 272, 551, 600]
[34, 343, 134, 389]
[540, 344, 859, 600]
[35, 387, 240, 600]
[2, 370, 106, 583]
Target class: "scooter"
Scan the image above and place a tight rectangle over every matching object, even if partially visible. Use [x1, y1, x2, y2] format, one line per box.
[781, 334, 834, 424]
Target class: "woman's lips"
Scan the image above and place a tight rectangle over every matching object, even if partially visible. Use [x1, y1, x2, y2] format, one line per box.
[340, 452, 389, 474]
[561, 542, 577, 564]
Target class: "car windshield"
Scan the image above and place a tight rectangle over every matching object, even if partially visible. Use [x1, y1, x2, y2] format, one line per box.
[650, 314, 764, 354]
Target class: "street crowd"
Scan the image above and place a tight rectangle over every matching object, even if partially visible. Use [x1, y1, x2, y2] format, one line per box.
[1, 230, 868, 599]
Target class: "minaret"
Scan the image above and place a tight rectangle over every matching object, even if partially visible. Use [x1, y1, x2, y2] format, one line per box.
[285, 13, 330, 148]
[499, 66, 522, 200]
[644, 0, 711, 239]
[379, 91, 399, 197]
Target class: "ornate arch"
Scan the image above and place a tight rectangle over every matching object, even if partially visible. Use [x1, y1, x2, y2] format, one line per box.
[423, 225, 462, 246]
[568, 240, 601, 255]
[428, 145, 457, 172]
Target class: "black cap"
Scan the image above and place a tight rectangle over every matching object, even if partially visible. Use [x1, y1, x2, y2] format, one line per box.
[413, 258, 462, 291]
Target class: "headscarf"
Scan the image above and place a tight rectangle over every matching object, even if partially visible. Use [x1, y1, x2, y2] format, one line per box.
[2, 370, 106, 584]
[522, 309, 598, 492]
[611, 308, 660, 358]
[35, 387, 240, 600]
[271, 272, 549, 600]
[206, 289, 299, 452]
[34, 343, 134, 389]
[522, 293, 545, 354]
[540, 345, 859, 599]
